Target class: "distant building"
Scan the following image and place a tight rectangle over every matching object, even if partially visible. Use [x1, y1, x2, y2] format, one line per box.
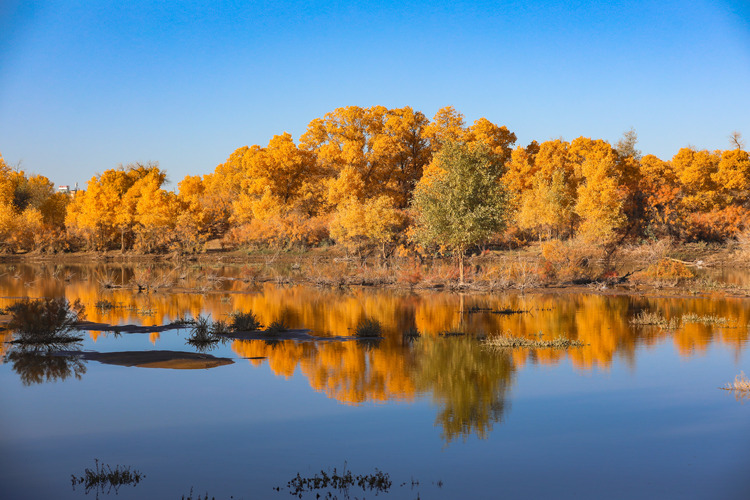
[57, 183, 80, 196]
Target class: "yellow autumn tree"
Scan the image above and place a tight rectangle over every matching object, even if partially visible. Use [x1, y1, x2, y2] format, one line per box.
[225, 133, 328, 247]
[329, 195, 402, 258]
[174, 175, 211, 253]
[510, 139, 579, 239]
[0, 155, 66, 253]
[130, 171, 179, 252]
[639, 154, 681, 238]
[570, 138, 626, 245]
[670, 148, 721, 212]
[301, 105, 431, 209]
[65, 162, 168, 251]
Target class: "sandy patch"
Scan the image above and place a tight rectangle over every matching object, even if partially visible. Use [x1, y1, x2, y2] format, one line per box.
[57, 350, 234, 369]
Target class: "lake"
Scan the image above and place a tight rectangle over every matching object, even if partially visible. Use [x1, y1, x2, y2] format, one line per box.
[1, 262, 748, 499]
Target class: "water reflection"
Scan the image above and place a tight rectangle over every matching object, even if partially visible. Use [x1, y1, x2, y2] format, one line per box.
[414, 337, 514, 442]
[2, 262, 749, 441]
[4, 348, 87, 385]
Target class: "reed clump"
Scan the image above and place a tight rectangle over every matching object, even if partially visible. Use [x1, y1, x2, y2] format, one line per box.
[484, 332, 584, 349]
[629, 311, 680, 330]
[354, 317, 382, 337]
[7, 298, 85, 345]
[681, 313, 737, 327]
[721, 372, 750, 392]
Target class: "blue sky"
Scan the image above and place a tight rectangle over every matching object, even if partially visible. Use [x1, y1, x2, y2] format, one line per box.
[1, 0, 748, 188]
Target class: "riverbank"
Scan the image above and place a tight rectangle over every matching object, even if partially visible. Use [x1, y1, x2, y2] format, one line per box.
[1, 240, 749, 297]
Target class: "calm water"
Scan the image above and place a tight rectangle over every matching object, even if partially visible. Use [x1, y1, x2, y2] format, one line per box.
[0, 263, 748, 499]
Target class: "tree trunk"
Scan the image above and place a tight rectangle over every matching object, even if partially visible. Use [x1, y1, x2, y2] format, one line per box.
[458, 247, 465, 286]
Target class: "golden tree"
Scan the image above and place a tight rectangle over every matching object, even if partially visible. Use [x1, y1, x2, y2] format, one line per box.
[329, 195, 402, 258]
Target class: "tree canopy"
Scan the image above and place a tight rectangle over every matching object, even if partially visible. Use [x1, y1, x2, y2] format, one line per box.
[411, 141, 510, 284]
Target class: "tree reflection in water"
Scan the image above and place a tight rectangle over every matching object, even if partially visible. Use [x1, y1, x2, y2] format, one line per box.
[413, 336, 515, 443]
[4, 347, 87, 386]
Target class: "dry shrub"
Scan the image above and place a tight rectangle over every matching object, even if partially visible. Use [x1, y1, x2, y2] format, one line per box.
[500, 259, 543, 289]
[357, 265, 394, 286]
[303, 260, 351, 287]
[421, 261, 460, 287]
[32, 228, 75, 254]
[641, 258, 695, 284]
[736, 230, 750, 260]
[624, 238, 673, 265]
[225, 215, 330, 250]
[395, 261, 423, 288]
[229, 311, 263, 331]
[539, 238, 601, 282]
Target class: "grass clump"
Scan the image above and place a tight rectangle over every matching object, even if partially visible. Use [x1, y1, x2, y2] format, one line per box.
[71, 459, 144, 495]
[484, 332, 584, 349]
[629, 311, 680, 330]
[282, 464, 392, 498]
[354, 317, 382, 338]
[681, 313, 737, 327]
[186, 315, 222, 352]
[229, 310, 263, 331]
[265, 319, 289, 335]
[7, 298, 85, 345]
[721, 371, 750, 392]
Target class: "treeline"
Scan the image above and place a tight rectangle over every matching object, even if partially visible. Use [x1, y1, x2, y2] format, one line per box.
[1, 106, 748, 255]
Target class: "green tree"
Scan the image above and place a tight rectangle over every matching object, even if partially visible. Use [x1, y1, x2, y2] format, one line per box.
[411, 141, 509, 284]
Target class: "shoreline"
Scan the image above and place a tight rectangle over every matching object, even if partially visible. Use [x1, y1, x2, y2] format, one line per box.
[0, 242, 748, 299]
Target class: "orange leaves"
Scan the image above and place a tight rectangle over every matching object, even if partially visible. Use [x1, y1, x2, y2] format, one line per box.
[301, 105, 432, 209]
[330, 196, 402, 256]
[0, 160, 64, 253]
[66, 162, 174, 251]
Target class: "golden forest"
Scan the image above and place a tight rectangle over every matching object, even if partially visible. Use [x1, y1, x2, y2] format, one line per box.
[1, 105, 748, 256]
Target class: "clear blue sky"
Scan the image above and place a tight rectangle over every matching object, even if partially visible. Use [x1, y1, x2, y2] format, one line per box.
[1, 0, 748, 188]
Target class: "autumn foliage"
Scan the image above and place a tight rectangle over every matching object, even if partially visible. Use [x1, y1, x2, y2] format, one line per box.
[0, 108, 747, 255]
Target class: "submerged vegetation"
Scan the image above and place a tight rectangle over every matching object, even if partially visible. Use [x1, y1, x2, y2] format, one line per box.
[681, 313, 738, 327]
[629, 311, 680, 330]
[280, 465, 392, 498]
[483, 332, 585, 349]
[71, 459, 144, 495]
